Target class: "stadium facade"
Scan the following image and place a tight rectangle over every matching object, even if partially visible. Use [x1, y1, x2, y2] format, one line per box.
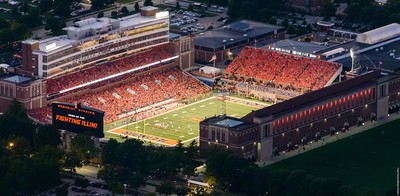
[200, 69, 400, 161]
[20, 7, 170, 79]
[0, 7, 196, 114]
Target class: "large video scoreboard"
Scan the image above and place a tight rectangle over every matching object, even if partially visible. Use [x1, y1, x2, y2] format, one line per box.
[52, 102, 104, 138]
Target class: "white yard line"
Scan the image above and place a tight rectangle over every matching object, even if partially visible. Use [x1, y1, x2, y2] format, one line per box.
[108, 96, 215, 132]
[182, 136, 199, 143]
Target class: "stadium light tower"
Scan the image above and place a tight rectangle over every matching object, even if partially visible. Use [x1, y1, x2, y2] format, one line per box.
[350, 46, 360, 74]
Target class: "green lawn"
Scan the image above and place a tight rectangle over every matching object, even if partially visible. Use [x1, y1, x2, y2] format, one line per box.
[269, 119, 400, 194]
[106, 97, 261, 144]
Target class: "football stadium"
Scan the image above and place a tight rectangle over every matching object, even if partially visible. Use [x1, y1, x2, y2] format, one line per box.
[1, 5, 400, 172]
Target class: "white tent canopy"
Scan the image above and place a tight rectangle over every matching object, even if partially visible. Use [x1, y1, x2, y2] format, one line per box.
[0, 64, 10, 69]
[356, 23, 400, 45]
[199, 66, 221, 75]
[321, 47, 345, 57]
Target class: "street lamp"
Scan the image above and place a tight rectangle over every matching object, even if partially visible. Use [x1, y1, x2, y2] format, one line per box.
[8, 142, 14, 148]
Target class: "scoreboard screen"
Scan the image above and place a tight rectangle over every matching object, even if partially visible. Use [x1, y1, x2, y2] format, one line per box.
[52, 102, 104, 138]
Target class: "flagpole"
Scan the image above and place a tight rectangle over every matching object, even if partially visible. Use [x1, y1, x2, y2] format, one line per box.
[213, 58, 216, 68]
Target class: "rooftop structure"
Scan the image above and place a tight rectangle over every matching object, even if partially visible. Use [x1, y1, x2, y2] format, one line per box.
[0, 75, 31, 84]
[20, 6, 170, 78]
[356, 23, 400, 45]
[195, 20, 284, 50]
[194, 20, 285, 63]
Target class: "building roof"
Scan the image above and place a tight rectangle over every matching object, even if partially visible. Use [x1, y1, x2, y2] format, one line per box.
[201, 116, 256, 131]
[356, 23, 400, 45]
[30, 11, 169, 54]
[169, 32, 181, 40]
[242, 69, 393, 121]
[63, 18, 115, 33]
[37, 36, 76, 53]
[1, 75, 31, 83]
[195, 20, 284, 49]
[266, 39, 328, 54]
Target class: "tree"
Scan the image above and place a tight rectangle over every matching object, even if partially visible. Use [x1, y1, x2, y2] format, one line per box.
[10, 22, 31, 40]
[0, 19, 10, 29]
[156, 181, 175, 195]
[0, 99, 35, 141]
[32, 145, 63, 191]
[105, 0, 115, 4]
[114, 139, 146, 171]
[321, 3, 336, 21]
[129, 174, 146, 190]
[268, 17, 277, 25]
[61, 151, 82, 172]
[97, 12, 104, 18]
[111, 11, 118, 18]
[287, 25, 296, 35]
[176, 1, 181, 10]
[134, 2, 140, 12]
[34, 125, 61, 149]
[91, 0, 105, 10]
[175, 186, 190, 196]
[121, 6, 129, 14]
[188, 3, 194, 11]
[19, 3, 30, 14]
[0, 29, 15, 45]
[39, 0, 53, 14]
[54, 0, 71, 18]
[45, 15, 65, 35]
[101, 138, 119, 164]
[227, 0, 244, 19]
[55, 186, 68, 196]
[240, 1, 256, 19]
[12, 137, 31, 155]
[109, 183, 124, 195]
[282, 18, 289, 27]
[186, 140, 199, 161]
[75, 177, 89, 188]
[143, 0, 153, 6]
[71, 134, 97, 161]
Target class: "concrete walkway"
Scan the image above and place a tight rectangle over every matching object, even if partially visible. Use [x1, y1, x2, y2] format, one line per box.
[257, 113, 400, 167]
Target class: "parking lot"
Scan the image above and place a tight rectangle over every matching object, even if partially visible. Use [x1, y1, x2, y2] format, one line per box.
[167, 5, 228, 34]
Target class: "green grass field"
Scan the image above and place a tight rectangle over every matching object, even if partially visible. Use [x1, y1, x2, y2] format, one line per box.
[269, 119, 400, 194]
[106, 97, 261, 145]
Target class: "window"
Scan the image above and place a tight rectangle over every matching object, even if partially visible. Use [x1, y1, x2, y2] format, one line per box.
[211, 130, 215, 140]
[222, 132, 225, 142]
[381, 85, 386, 97]
[265, 125, 270, 137]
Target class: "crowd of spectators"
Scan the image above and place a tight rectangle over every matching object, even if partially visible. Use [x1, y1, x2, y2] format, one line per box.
[30, 67, 210, 123]
[225, 47, 341, 91]
[236, 82, 301, 98]
[27, 107, 52, 124]
[46, 44, 173, 94]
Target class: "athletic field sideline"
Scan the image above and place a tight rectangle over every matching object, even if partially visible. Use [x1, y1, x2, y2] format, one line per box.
[268, 119, 400, 194]
[106, 97, 264, 146]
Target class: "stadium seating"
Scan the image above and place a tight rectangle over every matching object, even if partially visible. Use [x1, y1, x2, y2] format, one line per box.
[29, 68, 209, 123]
[46, 44, 173, 94]
[225, 47, 341, 90]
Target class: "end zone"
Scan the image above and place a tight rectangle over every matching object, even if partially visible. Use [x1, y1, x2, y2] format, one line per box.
[109, 128, 179, 146]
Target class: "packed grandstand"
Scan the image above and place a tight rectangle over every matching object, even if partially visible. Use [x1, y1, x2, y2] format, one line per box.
[28, 44, 210, 124]
[28, 46, 343, 127]
[224, 47, 342, 93]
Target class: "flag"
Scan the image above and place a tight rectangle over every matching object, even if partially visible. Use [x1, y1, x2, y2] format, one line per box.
[209, 55, 217, 62]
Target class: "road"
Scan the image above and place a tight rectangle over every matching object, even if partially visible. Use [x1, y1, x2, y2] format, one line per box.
[75, 165, 104, 183]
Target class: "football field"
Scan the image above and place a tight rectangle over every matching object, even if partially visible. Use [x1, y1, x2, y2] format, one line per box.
[106, 97, 263, 145]
[268, 119, 400, 194]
